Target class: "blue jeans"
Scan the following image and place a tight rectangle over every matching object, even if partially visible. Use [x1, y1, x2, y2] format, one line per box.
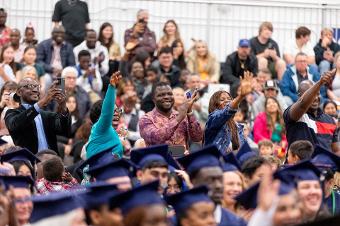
[319, 60, 331, 75]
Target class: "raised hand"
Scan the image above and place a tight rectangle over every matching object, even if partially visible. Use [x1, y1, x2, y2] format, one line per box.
[320, 69, 336, 86]
[176, 102, 190, 123]
[257, 170, 280, 211]
[38, 82, 59, 108]
[321, 36, 331, 48]
[175, 169, 193, 189]
[110, 71, 122, 87]
[239, 71, 253, 97]
[54, 90, 66, 105]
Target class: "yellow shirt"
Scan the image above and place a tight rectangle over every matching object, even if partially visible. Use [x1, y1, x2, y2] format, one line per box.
[197, 58, 209, 81]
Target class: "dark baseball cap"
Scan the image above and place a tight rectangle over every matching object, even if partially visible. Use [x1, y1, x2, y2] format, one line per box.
[238, 39, 250, 48]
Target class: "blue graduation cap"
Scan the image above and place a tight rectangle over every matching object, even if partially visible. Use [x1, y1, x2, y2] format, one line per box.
[235, 180, 295, 210]
[76, 147, 117, 175]
[236, 142, 258, 166]
[30, 191, 84, 223]
[274, 160, 321, 184]
[110, 180, 164, 215]
[177, 145, 221, 175]
[235, 182, 260, 209]
[311, 145, 340, 172]
[0, 175, 34, 190]
[86, 158, 135, 181]
[222, 152, 241, 172]
[130, 144, 180, 170]
[1, 148, 41, 166]
[165, 186, 212, 214]
[81, 182, 122, 209]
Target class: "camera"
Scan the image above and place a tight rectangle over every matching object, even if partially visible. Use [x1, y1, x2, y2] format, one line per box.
[138, 18, 146, 24]
[10, 92, 20, 102]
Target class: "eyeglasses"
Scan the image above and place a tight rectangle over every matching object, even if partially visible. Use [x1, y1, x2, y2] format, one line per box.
[14, 196, 31, 204]
[20, 84, 41, 89]
[115, 107, 123, 115]
[65, 76, 77, 80]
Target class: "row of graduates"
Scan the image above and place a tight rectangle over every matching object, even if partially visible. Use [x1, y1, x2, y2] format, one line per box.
[0, 140, 339, 226]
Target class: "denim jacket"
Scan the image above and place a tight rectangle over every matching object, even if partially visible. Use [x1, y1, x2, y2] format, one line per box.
[36, 38, 76, 73]
[204, 104, 245, 154]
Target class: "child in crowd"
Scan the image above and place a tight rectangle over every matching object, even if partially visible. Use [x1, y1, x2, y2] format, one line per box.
[76, 50, 103, 103]
[286, 140, 314, 164]
[36, 156, 78, 194]
[264, 155, 281, 171]
[258, 139, 274, 156]
[242, 122, 258, 150]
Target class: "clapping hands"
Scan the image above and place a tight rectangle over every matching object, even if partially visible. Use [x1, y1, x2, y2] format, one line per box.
[176, 89, 199, 123]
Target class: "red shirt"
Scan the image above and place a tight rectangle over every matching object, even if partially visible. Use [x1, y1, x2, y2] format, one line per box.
[0, 26, 11, 48]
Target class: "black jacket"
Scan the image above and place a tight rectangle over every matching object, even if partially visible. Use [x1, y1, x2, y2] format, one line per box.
[158, 64, 181, 88]
[220, 51, 258, 84]
[5, 105, 71, 154]
[313, 40, 340, 65]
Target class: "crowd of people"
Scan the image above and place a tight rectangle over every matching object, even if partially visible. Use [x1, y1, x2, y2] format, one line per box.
[0, 0, 339, 225]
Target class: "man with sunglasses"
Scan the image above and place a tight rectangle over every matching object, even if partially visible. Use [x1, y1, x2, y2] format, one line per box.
[5, 77, 71, 154]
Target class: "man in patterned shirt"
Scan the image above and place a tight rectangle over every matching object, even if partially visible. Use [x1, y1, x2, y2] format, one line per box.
[139, 82, 203, 151]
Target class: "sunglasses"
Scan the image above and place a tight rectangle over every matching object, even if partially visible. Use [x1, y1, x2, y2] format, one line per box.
[20, 84, 41, 90]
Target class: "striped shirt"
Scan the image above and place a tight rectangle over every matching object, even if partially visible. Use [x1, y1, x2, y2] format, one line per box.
[284, 106, 336, 150]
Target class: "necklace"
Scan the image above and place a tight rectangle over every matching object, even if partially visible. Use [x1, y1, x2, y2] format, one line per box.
[67, 0, 78, 6]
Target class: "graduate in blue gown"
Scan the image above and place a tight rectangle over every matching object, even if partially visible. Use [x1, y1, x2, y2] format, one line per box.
[177, 145, 247, 226]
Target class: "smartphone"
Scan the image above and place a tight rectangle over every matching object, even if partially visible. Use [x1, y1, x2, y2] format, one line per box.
[186, 91, 192, 99]
[56, 77, 65, 92]
[267, 42, 274, 49]
[169, 145, 186, 158]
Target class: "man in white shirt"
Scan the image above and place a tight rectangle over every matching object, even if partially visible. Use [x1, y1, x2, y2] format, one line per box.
[121, 90, 145, 145]
[283, 26, 315, 65]
[73, 29, 109, 77]
[76, 50, 102, 94]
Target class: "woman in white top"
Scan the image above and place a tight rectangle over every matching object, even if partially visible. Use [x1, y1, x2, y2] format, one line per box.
[0, 44, 17, 87]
